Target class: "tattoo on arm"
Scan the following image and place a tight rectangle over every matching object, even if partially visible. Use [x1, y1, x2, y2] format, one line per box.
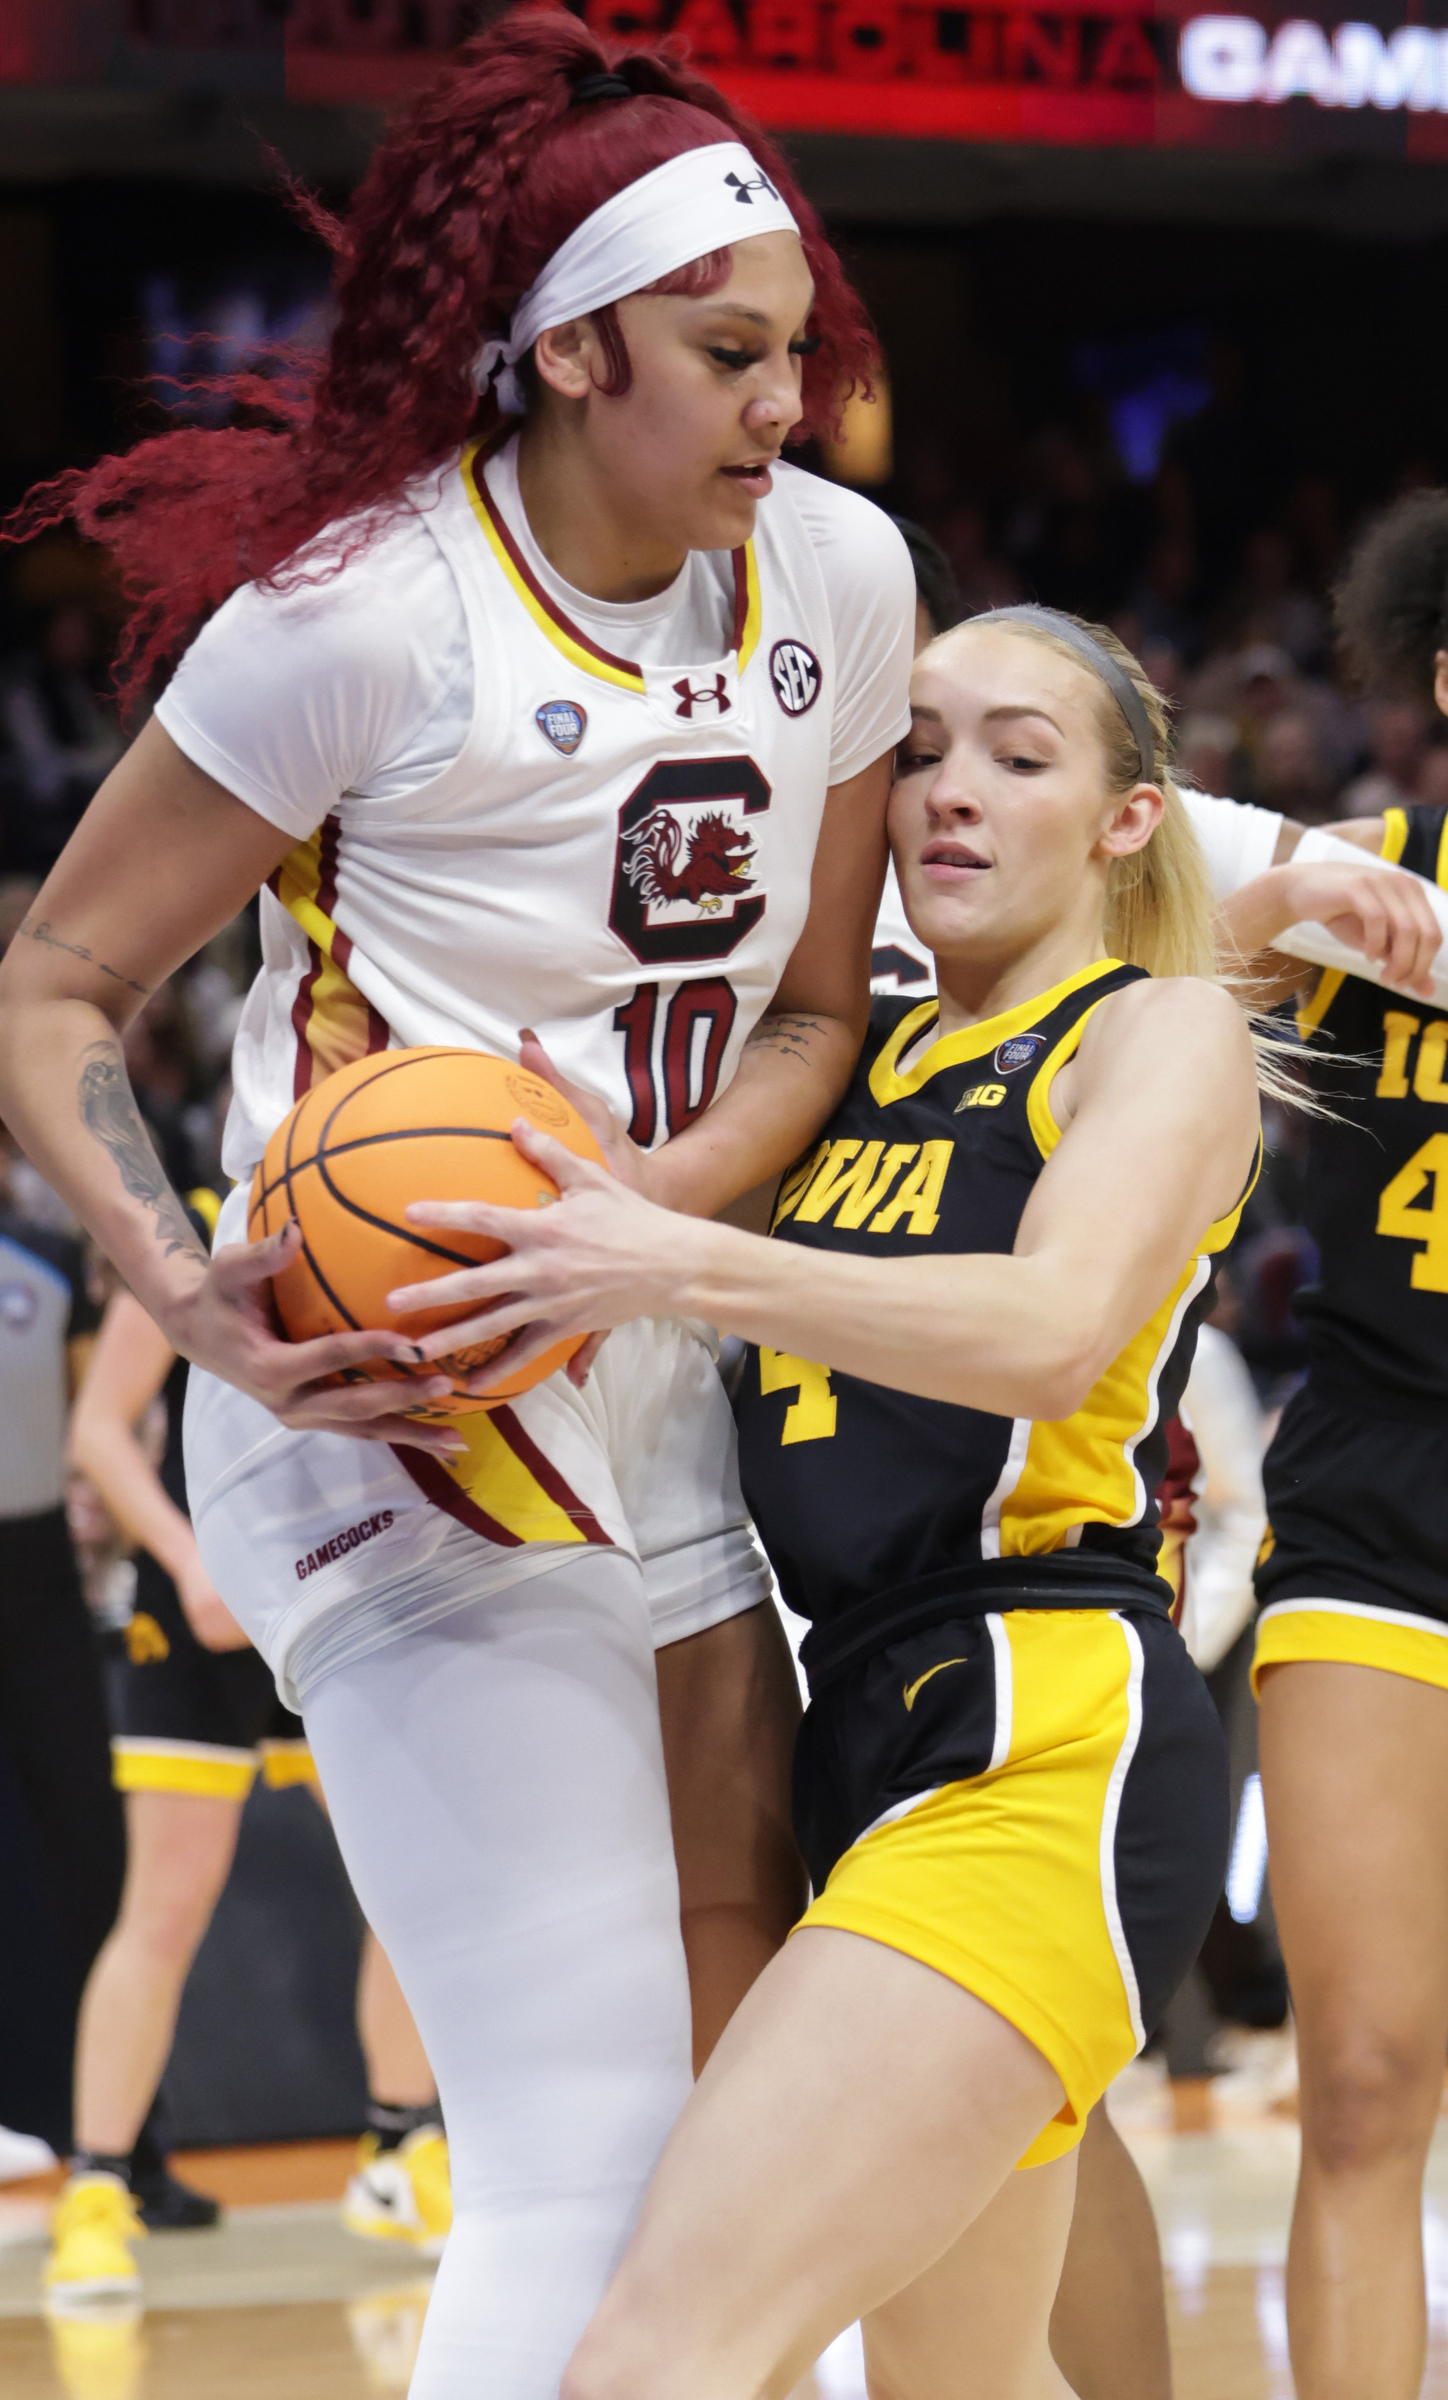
[21, 917, 150, 999]
[77, 1045, 206, 1263]
[744, 1013, 828, 1068]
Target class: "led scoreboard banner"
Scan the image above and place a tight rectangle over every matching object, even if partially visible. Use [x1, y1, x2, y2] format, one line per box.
[275, 0, 1448, 152]
[676, 6, 1448, 149]
[7, 2, 1448, 157]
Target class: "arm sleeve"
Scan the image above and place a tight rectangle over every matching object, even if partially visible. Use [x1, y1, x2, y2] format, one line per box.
[153, 517, 470, 838]
[787, 477, 915, 785]
[1178, 787, 1284, 901]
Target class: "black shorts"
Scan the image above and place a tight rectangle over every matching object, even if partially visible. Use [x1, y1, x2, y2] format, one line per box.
[794, 1602, 1229, 2165]
[1254, 1379, 1448, 1695]
[105, 1557, 312, 1800]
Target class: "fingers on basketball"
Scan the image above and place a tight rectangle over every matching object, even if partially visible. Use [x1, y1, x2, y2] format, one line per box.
[248, 1047, 606, 1418]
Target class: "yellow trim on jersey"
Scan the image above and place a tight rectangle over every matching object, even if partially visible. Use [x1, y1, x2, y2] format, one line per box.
[1296, 969, 1345, 1040]
[274, 823, 382, 1092]
[461, 439, 761, 694]
[802, 1610, 1146, 2169]
[737, 539, 763, 674]
[442, 1410, 592, 1546]
[112, 1738, 256, 1801]
[464, 466, 645, 693]
[1025, 999, 1110, 1161]
[1006, 1048, 1259, 1557]
[258, 1739, 319, 1790]
[868, 959, 1127, 1109]
[1296, 813, 1407, 1039]
[275, 823, 341, 958]
[1253, 1599, 1448, 1696]
[1382, 806, 1410, 867]
[1436, 814, 1448, 891]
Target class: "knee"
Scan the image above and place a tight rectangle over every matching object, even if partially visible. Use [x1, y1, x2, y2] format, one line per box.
[117, 1880, 218, 1974]
[1302, 2030, 1441, 2174]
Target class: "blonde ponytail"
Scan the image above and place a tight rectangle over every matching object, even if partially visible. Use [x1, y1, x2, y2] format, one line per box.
[996, 612, 1304, 1104]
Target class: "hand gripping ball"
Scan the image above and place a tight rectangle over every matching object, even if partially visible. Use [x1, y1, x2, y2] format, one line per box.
[247, 1047, 606, 1417]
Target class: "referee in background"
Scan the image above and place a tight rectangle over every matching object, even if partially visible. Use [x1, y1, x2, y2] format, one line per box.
[0, 1117, 124, 2156]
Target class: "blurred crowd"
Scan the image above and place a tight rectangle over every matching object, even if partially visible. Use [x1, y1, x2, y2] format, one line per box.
[2, 431, 1431, 2142]
[0, 445, 1409, 1414]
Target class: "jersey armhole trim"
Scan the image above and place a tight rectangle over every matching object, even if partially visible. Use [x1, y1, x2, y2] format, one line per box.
[1296, 968, 1345, 1040]
[1025, 999, 1110, 1160]
[1382, 807, 1409, 866]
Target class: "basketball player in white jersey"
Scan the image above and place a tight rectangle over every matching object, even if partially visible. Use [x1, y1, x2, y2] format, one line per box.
[0, 25, 912, 2394]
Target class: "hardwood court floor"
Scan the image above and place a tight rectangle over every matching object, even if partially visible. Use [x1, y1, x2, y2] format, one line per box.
[6, 2091, 1448, 2398]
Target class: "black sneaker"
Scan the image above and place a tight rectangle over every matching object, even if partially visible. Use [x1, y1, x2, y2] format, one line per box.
[127, 2162, 221, 2231]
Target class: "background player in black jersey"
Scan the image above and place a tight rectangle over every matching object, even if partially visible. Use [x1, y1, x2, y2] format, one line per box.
[1206, 492, 1448, 2400]
[46, 1239, 450, 2315]
[382, 608, 1264, 2398]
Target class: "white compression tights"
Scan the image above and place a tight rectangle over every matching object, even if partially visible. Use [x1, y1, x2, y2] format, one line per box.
[300, 1548, 694, 2398]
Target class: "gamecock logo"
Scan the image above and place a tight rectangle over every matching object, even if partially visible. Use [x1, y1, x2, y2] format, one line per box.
[625, 811, 754, 916]
[610, 758, 771, 965]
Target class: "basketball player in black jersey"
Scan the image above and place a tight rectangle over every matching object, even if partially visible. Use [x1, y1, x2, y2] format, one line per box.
[1207, 493, 1448, 2400]
[385, 606, 1263, 2397]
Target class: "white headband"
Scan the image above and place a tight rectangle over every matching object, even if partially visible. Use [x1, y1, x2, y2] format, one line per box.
[471, 141, 801, 415]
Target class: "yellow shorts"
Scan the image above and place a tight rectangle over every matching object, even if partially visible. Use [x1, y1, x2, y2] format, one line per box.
[112, 1734, 317, 1801]
[106, 1561, 316, 1800]
[796, 1606, 1228, 2166]
[1253, 1599, 1448, 1697]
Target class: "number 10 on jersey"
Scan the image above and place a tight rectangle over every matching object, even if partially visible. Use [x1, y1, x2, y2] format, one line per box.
[613, 979, 738, 1146]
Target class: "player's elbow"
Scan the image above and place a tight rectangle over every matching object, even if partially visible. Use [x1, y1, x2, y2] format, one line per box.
[1002, 1321, 1113, 1422]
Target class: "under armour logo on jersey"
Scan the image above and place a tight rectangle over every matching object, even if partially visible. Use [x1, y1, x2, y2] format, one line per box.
[535, 699, 587, 756]
[770, 640, 821, 718]
[725, 169, 781, 204]
[673, 674, 731, 720]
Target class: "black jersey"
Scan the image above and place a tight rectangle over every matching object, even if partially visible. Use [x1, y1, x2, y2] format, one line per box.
[736, 959, 1256, 1638]
[1294, 806, 1448, 1412]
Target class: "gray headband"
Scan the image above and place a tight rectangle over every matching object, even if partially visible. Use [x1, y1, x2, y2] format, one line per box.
[969, 605, 1157, 784]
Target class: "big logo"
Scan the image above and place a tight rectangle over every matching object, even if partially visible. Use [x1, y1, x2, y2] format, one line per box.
[611, 758, 771, 964]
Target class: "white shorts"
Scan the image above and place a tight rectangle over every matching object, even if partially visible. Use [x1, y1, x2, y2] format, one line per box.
[184, 1191, 770, 1709]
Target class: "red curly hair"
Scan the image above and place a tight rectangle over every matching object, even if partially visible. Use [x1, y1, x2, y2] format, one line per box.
[5, 13, 875, 717]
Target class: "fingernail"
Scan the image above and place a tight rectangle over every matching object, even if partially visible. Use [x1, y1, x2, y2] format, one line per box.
[520, 1027, 537, 1041]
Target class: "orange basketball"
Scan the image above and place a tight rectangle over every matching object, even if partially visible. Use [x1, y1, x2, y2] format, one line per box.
[247, 1047, 606, 1418]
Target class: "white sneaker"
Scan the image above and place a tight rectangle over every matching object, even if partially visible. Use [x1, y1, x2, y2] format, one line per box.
[0, 2123, 57, 2182]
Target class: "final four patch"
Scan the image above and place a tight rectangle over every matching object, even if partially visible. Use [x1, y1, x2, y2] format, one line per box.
[536, 700, 586, 755]
[994, 1033, 1048, 1073]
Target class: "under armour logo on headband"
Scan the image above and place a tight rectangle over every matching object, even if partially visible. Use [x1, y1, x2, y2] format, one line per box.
[725, 171, 781, 205]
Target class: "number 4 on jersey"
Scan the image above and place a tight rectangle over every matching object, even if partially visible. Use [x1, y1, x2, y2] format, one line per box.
[1378, 1134, 1448, 1292]
[759, 1348, 837, 1444]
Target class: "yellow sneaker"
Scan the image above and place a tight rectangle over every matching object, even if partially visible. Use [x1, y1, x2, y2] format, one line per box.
[342, 2127, 451, 2256]
[43, 2173, 145, 2312]
[47, 2308, 145, 2400]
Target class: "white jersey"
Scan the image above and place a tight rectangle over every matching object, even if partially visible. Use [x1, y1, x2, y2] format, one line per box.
[157, 439, 913, 1181]
[870, 787, 1285, 994]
